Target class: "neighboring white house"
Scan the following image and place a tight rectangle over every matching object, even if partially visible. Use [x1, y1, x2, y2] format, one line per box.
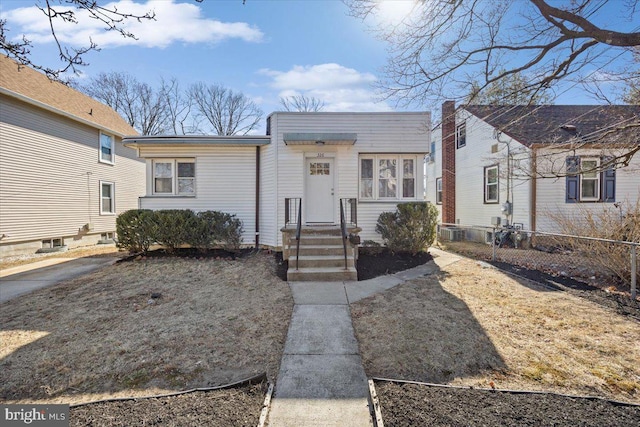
[426, 102, 640, 232]
[123, 112, 431, 249]
[0, 56, 145, 256]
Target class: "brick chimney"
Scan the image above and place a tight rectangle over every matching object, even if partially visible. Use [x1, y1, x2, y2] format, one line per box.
[441, 101, 456, 224]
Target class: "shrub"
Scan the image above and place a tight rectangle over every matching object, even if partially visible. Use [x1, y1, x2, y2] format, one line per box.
[116, 209, 156, 253]
[547, 200, 640, 286]
[116, 209, 244, 254]
[190, 211, 243, 252]
[153, 210, 199, 252]
[375, 202, 438, 254]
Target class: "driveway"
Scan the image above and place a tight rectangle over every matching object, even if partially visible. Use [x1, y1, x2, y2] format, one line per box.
[0, 257, 117, 303]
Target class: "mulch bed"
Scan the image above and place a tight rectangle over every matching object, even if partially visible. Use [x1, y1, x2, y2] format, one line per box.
[357, 248, 432, 281]
[490, 260, 640, 320]
[376, 382, 640, 427]
[70, 382, 267, 427]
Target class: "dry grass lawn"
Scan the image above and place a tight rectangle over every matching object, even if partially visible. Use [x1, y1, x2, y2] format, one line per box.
[0, 252, 292, 405]
[351, 256, 640, 404]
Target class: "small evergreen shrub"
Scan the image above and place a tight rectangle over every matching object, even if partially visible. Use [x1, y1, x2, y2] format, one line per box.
[375, 202, 438, 254]
[154, 209, 199, 252]
[115, 209, 243, 254]
[190, 211, 243, 252]
[116, 209, 156, 253]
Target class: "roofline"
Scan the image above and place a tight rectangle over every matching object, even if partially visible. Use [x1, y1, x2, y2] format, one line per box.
[0, 87, 133, 138]
[122, 135, 271, 148]
[267, 111, 430, 120]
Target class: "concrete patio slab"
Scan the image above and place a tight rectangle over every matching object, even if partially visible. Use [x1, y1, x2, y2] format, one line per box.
[289, 281, 348, 305]
[284, 305, 359, 355]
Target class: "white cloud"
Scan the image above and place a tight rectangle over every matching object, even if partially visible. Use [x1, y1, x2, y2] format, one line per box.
[260, 63, 391, 112]
[1, 0, 263, 49]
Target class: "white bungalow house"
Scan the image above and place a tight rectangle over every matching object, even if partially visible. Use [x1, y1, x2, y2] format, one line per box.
[0, 56, 145, 256]
[123, 111, 430, 280]
[426, 101, 640, 233]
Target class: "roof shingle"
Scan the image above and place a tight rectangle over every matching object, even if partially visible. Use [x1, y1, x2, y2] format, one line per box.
[0, 56, 137, 137]
[464, 105, 640, 147]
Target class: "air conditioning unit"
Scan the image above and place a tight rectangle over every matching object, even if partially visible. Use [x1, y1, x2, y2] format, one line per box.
[440, 227, 465, 241]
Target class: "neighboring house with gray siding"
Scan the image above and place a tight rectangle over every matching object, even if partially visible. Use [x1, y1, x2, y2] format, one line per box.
[0, 57, 145, 256]
[426, 102, 640, 233]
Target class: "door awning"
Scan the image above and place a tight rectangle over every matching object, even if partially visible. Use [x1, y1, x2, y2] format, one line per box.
[283, 132, 357, 145]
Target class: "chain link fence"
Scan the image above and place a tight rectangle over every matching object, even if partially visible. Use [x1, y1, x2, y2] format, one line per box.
[437, 223, 638, 299]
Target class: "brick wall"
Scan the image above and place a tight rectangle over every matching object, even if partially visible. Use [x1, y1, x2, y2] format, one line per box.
[442, 101, 456, 224]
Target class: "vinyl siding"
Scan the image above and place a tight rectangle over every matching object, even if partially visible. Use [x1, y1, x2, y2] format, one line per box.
[453, 112, 532, 228]
[138, 145, 258, 245]
[0, 95, 145, 253]
[271, 112, 430, 246]
[534, 147, 640, 232]
[426, 125, 443, 221]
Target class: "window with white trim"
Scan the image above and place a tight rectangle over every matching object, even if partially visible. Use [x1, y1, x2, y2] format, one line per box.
[484, 165, 499, 204]
[435, 177, 442, 205]
[153, 159, 196, 195]
[580, 158, 600, 201]
[456, 122, 466, 148]
[99, 133, 114, 164]
[359, 155, 418, 201]
[100, 181, 115, 214]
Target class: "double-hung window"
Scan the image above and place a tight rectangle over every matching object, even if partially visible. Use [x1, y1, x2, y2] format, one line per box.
[359, 155, 418, 201]
[435, 177, 442, 205]
[580, 158, 600, 201]
[100, 181, 115, 214]
[484, 165, 499, 203]
[153, 159, 196, 196]
[566, 156, 615, 203]
[456, 122, 466, 148]
[99, 133, 114, 164]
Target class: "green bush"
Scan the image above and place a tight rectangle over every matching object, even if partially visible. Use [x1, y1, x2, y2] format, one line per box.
[375, 202, 438, 254]
[115, 209, 243, 254]
[190, 211, 243, 252]
[116, 209, 156, 253]
[153, 210, 198, 252]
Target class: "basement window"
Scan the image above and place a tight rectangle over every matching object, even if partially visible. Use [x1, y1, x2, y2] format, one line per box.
[42, 238, 64, 249]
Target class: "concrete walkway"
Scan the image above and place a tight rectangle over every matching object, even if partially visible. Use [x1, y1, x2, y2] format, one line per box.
[267, 248, 462, 426]
[0, 257, 117, 303]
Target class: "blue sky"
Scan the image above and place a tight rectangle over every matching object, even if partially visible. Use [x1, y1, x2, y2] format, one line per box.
[1, 0, 637, 131]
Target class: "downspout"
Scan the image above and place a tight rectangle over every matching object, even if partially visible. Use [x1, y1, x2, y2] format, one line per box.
[255, 146, 260, 248]
[530, 146, 537, 232]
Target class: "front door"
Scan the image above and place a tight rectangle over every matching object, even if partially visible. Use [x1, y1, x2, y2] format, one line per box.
[305, 158, 335, 223]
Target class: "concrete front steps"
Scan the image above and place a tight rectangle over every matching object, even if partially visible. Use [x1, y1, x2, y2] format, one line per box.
[283, 226, 358, 282]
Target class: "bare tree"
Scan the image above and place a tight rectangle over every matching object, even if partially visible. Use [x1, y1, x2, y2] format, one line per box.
[347, 0, 640, 106]
[188, 82, 263, 135]
[467, 70, 553, 105]
[160, 77, 199, 135]
[81, 71, 170, 135]
[347, 0, 640, 171]
[1, 0, 156, 80]
[280, 95, 326, 112]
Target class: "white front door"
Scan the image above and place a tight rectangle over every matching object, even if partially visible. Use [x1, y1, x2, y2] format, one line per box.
[305, 158, 335, 223]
